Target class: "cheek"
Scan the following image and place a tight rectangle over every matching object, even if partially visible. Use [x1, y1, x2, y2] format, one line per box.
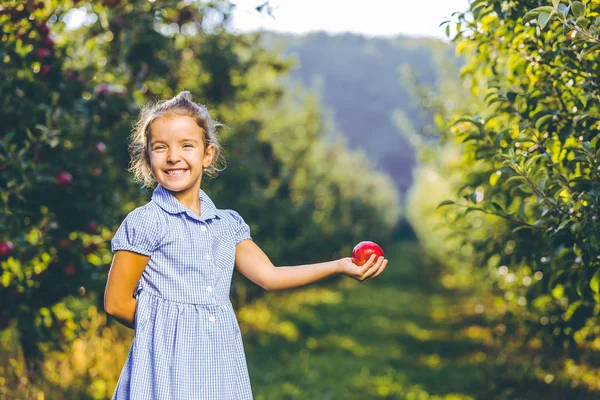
[148, 152, 163, 169]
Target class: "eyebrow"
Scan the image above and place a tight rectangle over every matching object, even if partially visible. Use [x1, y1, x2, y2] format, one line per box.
[151, 138, 200, 145]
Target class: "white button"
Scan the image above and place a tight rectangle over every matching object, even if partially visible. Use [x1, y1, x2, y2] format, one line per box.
[209, 315, 216, 323]
[200, 226, 207, 232]
[205, 254, 211, 261]
[206, 286, 213, 293]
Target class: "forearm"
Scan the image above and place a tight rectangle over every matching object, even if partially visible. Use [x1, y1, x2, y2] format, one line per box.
[265, 260, 341, 291]
[105, 298, 136, 329]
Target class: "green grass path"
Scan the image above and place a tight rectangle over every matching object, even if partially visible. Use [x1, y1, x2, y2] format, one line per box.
[240, 242, 598, 400]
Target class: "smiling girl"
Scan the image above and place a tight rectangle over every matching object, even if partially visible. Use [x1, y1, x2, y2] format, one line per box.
[104, 91, 388, 399]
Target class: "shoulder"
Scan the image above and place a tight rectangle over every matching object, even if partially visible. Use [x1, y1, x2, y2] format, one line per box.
[112, 201, 166, 254]
[216, 209, 252, 243]
[125, 201, 162, 222]
[218, 209, 246, 225]
[120, 201, 166, 233]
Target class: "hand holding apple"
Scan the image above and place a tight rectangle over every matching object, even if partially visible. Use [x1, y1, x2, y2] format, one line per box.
[352, 241, 384, 266]
[337, 241, 388, 282]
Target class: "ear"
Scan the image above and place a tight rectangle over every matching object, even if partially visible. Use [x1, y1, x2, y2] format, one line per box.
[203, 144, 216, 169]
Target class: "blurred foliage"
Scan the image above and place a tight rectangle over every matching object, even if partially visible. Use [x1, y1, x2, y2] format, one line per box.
[0, 0, 400, 388]
[408, 0, 600, 352]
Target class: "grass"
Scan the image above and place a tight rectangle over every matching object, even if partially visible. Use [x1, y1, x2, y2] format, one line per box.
[239, 242, 600, 399]
[2, 241, 600, 399]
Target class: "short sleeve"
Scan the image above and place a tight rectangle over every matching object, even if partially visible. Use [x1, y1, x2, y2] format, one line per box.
[227, 210, 252, 245]
[111, 206, 162, 256]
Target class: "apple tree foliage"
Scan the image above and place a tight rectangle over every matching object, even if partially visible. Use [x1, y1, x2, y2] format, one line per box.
[0, 0, 400, 374]
[411, 0, 600, 348]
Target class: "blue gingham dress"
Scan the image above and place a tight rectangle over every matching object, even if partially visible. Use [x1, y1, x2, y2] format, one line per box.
[110, 184, 254, 399]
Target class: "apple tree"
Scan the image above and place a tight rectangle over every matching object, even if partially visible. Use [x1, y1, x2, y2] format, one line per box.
[411, 0, 600, 349]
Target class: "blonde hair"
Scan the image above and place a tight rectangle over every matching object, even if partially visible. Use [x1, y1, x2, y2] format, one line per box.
[129, 91, 225, 188]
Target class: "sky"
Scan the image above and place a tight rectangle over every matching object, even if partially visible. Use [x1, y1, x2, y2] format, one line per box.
[229, 0, 471, 39]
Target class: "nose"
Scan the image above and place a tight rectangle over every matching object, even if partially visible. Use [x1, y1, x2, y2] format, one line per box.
[167, 148, 181, 163]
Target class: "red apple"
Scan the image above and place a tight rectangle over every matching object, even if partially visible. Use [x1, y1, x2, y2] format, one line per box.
[36, 48, 52, 58]
[352, 241, 384, 266]
[95, 83, 111, 97]
[0, 241, 14, 257]
[65, 264, 76, 276]
[58, 239, 71, 249]
[39, 64, 52, 76]
[40, 36, 54, 48]
[86, 221, 97, 232]
[38, 23, 50, 34]
[56, 171, 72, 186]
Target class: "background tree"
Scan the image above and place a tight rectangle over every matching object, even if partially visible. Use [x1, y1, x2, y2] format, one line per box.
[409, 0, 600, 350]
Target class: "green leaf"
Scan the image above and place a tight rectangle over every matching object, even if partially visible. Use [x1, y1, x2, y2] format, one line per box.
[531, 6, 555, 13]
[590, 269, 600, 294]
[558, 3, 570, 17]
[535, 114, 554, 129]
[461, 133, 481, 143]
[453, 117, 483, 129]
[552, 0, 560, 8]
[580, 43, 600, 58]
[512, 225, 533, 233]
[576, 16, 590, 28]
[556, 219, 570, 232]
[525, 154, 545, 171]
[523, 11, 539, 25]
[464, 207, 483, 215]
[538, 11, 552, 29]
[488, 202, 504, 212]
[537, 179, 547, 193]
[572, 1, 585, 18]
[506, 175, 528, 184]
[436, 200, 456, 210]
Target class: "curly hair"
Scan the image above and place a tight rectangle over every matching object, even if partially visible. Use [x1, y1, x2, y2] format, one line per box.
[128, 91, 225, 188]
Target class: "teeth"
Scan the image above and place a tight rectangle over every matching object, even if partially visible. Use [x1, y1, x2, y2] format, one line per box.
[166, 170, 185, 175]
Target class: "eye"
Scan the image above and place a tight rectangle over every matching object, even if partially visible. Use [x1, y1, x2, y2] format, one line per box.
[153, 145, 166, 151]
[183, 143, 194, 148]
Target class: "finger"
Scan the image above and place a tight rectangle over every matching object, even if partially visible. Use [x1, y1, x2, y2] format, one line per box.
[362, 257, 384, 281]
[371, 259, 388, 280]
[360, 254, 377, 268]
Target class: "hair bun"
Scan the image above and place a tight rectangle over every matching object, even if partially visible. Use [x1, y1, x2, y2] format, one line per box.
[177, 90, 192, 101]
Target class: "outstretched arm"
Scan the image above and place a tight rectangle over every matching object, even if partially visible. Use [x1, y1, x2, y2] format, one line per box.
[234, 240, 388, 291]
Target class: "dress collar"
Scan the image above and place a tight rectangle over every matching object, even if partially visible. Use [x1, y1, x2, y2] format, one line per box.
[152, 184, 218, 222]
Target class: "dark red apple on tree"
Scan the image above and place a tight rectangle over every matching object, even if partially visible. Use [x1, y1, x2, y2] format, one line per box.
[0, 241, 14, 257]
[86, 221, 97, 232]
[40, 36, 54, 48]
[36, 48, 51, 58]
[39, 64, 52, 76]
[56, 171, 72, 186]
[65, 264, 76, 276]
[352, 241, 384, 266]
[38, 23, 50, 35]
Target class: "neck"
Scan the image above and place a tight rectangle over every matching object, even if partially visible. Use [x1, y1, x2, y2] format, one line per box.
[168, 180, 202, 216]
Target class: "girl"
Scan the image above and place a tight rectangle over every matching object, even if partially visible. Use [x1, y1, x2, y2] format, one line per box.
[104, 91, 388, 400]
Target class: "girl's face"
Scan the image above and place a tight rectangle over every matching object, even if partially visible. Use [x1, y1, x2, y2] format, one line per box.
[147, 114, 215, 196]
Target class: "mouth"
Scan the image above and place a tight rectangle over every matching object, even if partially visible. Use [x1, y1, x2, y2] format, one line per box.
[164, 168, 188, 177]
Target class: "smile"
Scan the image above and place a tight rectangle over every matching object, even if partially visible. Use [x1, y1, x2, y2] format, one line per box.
[164, 169, 187, 176]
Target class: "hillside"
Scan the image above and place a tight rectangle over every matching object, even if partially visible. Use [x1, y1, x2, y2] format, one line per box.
[262, 32, 458, 193]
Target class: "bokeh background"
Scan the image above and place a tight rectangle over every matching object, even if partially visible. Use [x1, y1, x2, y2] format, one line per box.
[2, 0, 600, 398]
